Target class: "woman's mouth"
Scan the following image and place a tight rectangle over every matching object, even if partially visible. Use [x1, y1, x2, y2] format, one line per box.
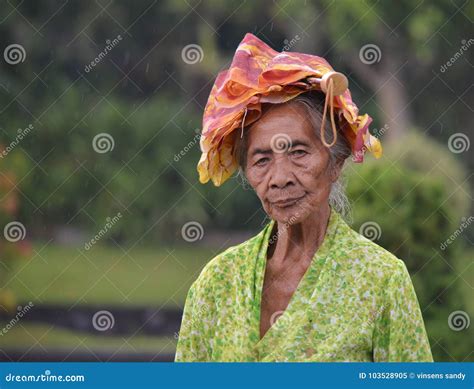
[271, 194, 306, 208]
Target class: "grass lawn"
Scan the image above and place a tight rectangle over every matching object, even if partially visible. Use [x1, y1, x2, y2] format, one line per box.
[5, 242, 216, 307]
[0, 322, 177, 355]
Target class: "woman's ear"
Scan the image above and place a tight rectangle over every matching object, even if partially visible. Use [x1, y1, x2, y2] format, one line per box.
[329, 158, 345, 183]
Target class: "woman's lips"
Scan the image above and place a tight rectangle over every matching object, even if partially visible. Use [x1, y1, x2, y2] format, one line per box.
[271, 194, 306, 207]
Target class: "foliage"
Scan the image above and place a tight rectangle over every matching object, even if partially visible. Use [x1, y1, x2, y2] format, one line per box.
[346, 129, 472, 361]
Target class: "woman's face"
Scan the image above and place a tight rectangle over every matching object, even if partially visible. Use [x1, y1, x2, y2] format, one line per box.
[244, 102, 341, 224]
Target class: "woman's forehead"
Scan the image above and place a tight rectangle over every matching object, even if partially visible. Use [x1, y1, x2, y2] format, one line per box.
[247, 103, 316, 148]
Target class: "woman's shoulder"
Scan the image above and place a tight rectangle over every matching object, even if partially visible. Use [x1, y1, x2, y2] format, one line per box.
[190, 223, 269, 293]
[336, 217, 409, 277]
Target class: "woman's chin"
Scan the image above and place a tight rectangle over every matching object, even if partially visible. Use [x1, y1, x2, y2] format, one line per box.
[268, 203, 311, 225]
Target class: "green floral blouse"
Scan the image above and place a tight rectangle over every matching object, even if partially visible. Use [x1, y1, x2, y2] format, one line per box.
[175, 207, 433, 362]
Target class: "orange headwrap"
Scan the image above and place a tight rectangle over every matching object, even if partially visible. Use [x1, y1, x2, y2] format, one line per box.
[197, 33, 382, 186]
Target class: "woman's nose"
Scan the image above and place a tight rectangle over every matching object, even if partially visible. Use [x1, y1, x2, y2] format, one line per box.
[269, 155, 295, 189]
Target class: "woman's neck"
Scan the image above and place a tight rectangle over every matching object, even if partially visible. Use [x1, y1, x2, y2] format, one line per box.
[269, 203, 331, 265]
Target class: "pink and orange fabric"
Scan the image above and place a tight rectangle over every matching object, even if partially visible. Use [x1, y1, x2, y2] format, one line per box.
[197, 33, 382, 186]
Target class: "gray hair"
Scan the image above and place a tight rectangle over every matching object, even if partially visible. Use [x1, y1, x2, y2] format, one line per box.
[234, 91, 352, 218]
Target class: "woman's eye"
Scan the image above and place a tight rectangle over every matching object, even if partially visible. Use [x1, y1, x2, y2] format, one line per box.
[255, 158, 269, 166]
[290, 149, 307, 157]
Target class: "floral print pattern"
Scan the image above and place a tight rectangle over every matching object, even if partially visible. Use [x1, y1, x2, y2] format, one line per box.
[175, 207, 433, 362]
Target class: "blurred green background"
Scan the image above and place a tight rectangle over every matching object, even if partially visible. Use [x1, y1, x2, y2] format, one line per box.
[0, 0, 472, 361]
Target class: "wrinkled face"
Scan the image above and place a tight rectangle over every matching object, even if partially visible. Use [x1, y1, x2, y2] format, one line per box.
[244, 103, 341, 224]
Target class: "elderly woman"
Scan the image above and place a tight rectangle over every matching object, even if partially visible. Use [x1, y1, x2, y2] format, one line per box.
[175, 33, 433, 362]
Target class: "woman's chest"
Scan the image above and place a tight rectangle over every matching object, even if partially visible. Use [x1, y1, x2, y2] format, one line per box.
[259, 261, 310, 338]
[211, 265, 384, 361]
